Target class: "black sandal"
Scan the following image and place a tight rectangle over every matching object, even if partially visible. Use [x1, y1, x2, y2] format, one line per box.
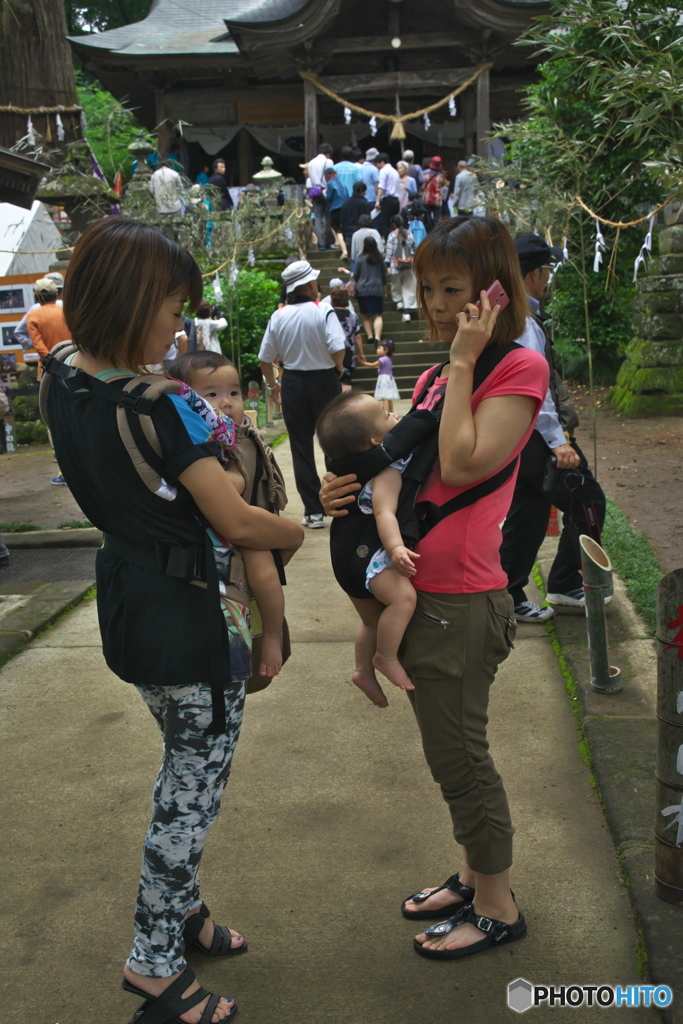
[122, 966, 237, 1023]
[413, 903, 527, 960]
[401, 873, 475, 920]
[184, 902, 248, 957]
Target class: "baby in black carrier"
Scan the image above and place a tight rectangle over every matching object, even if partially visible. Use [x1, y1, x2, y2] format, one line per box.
[169, 350, 289, 678]
[317, 390, 420, 708]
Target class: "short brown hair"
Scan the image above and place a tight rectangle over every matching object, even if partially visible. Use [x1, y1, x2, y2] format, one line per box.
[330, 286, 349, 307]
[413, 216, 528, 348]
[63, 218, 203, 372]
[167, 350, 234, 385]
[316, 391, 377, 462]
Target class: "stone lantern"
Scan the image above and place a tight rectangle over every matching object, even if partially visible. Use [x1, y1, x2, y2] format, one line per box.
[127, 133, 157, 190]
[252, 155, 283, 185]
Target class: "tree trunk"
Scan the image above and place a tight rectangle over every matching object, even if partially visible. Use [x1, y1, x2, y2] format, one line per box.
[0, 0, 78, 146]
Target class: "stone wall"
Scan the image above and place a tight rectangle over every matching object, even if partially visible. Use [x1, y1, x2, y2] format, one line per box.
[612, 223, 683, 417]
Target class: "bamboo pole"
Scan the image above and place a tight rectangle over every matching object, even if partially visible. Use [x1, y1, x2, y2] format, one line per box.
[654, 567, 683, 905]
[580, 536, 621, 693]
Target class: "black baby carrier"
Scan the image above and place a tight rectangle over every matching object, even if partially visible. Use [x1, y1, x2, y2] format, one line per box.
[327, 342, 522, 599]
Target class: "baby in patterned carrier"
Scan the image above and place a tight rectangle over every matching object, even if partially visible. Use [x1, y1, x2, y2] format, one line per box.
[317, 389, 420, 709]
[168, 350, 289, 679]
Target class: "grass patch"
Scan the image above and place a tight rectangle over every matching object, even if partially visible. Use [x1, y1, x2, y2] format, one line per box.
[601, 498, 663, 634]
[270, 430, 288, 449]
[56, 519, 94, 530]
[0, 522, 44, 533]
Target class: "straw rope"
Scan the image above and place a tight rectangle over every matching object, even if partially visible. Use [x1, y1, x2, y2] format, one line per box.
[299, 66, 492, 142]
[0, 105, 82, 114]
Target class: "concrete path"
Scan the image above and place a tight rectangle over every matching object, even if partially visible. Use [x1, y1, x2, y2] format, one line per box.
[1, 433, 656, 1024]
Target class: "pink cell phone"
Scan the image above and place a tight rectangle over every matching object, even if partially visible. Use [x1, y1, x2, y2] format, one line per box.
[474, 280, 510, 317]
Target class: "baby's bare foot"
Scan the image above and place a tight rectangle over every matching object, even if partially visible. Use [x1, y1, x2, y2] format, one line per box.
[372, 653, 414, 691]
[122, 965, 235, 1024]
[352, 668, 388, 708]
[260, 634, 282, 677]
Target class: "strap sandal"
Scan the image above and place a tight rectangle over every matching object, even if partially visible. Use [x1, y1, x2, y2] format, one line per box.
[413, 903, 527, 960]
[183, 902, 248, 958]
[122, 966, 237, 1023]
[401, 873, 475, 920]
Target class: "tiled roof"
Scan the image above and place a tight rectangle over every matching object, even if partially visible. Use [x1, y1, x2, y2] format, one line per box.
[225, 0, 311, 25]
[68, 0, 270, 56]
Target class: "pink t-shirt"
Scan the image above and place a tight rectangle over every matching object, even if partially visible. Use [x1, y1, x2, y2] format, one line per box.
[411, 349, 549, 594]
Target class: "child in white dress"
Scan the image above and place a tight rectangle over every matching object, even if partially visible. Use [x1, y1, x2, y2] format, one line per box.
[363, 340, 400, 411]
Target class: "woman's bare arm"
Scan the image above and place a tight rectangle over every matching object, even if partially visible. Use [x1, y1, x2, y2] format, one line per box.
[180, 457, 304, 551]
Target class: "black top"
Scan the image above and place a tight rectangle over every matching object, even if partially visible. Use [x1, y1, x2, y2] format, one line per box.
[47, 376, 236, 688]
[340, 195, 372, 237]
[209, 172, 233, 210]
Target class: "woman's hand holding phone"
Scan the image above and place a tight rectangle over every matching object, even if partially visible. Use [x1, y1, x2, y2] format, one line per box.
[450, 286, 502, 366]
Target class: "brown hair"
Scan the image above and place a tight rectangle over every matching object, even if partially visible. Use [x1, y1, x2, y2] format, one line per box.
[316, 391, 377, 462]
[63, 218, 203, 371]
[195, 299, 212, 319]
[330, 285, 349, 307]
[167, 350, 234, 385]
[413, 216, 528, 348]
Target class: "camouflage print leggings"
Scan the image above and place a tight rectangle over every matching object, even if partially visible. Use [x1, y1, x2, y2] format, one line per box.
[126, 680, 247, 978]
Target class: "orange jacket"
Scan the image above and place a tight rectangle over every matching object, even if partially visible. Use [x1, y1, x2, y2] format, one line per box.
[27, 303, 71, 378]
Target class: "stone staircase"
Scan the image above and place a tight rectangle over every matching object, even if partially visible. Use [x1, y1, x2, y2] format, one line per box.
[307, 247, 439, 399]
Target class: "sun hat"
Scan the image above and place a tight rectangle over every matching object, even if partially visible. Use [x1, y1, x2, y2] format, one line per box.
[365, 147, 379, 161]
[328, 278, 345, 288]
[281, 259, 320, 294]
[428, 156, 443, 170]
[45, 271, 64, 287]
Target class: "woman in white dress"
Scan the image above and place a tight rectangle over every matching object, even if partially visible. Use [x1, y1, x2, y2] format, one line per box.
[195, 300, 227, 354]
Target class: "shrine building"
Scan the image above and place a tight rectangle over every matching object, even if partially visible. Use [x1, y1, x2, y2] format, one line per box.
[70, 0, 549, 184]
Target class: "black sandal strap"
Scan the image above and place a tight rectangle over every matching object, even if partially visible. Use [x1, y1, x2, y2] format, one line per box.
[423, 909, 471, 938]
[130, 968, 209, 1024]
[467, 908, 515, 943]
[198, 992, 222, 1024]
[411, 872, 473, 904]
[209, 923, 234, 956]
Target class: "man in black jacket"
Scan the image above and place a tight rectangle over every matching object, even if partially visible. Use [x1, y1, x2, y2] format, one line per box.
[208, 158, 233, 211]
[340, 180, 372, 258]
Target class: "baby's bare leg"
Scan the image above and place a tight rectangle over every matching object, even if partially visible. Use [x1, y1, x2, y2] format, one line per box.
[242, 548, 284, 678]
[368, 568, 416, 691]
[348, 595, 388, 708]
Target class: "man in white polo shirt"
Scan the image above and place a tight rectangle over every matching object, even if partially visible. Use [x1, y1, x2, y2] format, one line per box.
[259, 260, 345, 528]
[373, 152, 401, 239]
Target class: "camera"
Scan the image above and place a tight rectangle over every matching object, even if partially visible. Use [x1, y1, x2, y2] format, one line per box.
[543, 455, 585, 496]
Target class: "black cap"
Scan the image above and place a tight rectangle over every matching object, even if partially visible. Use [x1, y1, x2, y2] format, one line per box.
[514, 233, 564, 276]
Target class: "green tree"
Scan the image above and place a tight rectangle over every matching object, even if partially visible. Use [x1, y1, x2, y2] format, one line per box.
[214, 269, 280, 380]
[76, 73, 147, 183]
[483, 0, 683, 382]
[65, 0, 152, 34]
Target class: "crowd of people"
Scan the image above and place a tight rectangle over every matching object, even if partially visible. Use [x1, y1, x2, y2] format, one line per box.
[0, 126, 609, 1020]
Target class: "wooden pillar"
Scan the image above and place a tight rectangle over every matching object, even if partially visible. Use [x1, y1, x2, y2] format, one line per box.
[304, 79, 319, 162]
[463, 89, 474, 159]
[476, 67, 490, 160]
[238, 128, 251, 185]
[155, 86, 171, 159]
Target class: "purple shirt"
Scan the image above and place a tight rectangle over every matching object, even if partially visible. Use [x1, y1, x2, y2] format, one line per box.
[378, 355, 393, 376]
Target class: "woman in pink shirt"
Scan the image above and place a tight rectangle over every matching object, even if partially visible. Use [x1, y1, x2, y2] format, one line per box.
[321, 216, 549, 962]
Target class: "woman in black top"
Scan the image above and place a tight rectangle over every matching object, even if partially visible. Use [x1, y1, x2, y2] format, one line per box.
[353, 235, 387, 342]
[49, 218, 302, 1024]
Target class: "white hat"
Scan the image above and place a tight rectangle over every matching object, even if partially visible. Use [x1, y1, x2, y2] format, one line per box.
[365, 147, 379, 161]
[328, 278, 345, 288]
[282, 259, 320, 294]
[34, 277, 58, 297]
[45, 271, 64, 287]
